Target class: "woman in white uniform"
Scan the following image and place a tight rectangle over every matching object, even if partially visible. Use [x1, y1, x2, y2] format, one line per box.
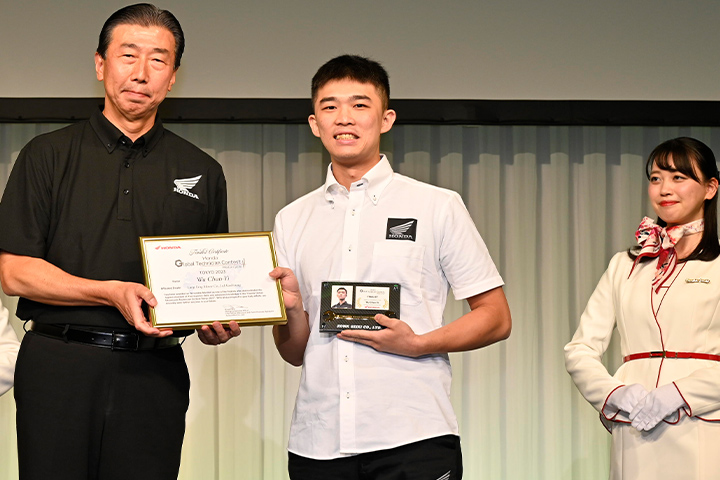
[565, 137, 720, 479]
[0, 299, 19, 396]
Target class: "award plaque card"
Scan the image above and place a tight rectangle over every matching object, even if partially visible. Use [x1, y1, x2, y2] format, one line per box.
[319, 282, 401, 333]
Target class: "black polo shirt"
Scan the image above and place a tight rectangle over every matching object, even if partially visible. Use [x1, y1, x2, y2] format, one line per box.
[0, 109, 228, 329]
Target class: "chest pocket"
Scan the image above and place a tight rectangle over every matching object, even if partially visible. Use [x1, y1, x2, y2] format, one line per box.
[370, 242, 425, 305]
[161, 193, 207, 234]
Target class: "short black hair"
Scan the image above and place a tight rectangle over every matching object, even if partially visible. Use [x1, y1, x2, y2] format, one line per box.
[97, 3, 184, 70]
[336, 287, 347, 293]
[311, 55, 390, 110]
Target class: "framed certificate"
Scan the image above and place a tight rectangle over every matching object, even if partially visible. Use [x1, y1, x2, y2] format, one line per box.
[139, 232, 287, 329]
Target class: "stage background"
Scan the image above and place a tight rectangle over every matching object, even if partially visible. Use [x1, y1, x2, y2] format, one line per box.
[2, 0, 720, 478]
[1, 0, 719, 101]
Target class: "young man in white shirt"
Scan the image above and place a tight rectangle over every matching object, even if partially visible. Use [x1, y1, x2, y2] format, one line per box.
[271, 55, 511, 480]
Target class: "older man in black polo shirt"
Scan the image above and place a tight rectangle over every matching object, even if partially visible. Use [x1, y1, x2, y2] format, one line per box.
[0, 4, 239, 479]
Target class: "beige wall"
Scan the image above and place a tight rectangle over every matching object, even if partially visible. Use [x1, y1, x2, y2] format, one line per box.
[2, 0, 720, 100]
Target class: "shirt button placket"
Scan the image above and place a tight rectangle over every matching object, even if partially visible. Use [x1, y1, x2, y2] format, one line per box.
[117, 153, 134, 220]
[337, 184, 364, 452]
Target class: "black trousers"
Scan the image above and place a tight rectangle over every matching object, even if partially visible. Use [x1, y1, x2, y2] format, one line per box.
[289, 434, 463, 480]
[14, 332, 190, 480]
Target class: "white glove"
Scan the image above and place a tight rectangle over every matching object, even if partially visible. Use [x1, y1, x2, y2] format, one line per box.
[629, 383, 686, 431]
[604, 383, 649, 417]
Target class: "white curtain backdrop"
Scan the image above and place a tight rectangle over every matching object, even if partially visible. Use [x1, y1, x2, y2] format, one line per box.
[2, 122, 719, 479]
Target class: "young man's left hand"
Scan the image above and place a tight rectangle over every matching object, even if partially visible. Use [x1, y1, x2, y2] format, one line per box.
[336, 314, 423, 357]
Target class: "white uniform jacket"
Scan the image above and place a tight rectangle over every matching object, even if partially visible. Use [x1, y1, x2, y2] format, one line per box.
[566, 251, 720, 424]
[0, 302, 20, 396]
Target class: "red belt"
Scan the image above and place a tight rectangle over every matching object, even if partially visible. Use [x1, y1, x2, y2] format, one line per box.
[623, 351, 720, 362]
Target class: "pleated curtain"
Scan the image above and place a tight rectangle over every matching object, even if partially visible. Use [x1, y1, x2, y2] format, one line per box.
[1, 122, 719, 479]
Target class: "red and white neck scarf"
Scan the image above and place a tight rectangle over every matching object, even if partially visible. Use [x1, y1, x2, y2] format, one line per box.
[630, 216, 704, 292]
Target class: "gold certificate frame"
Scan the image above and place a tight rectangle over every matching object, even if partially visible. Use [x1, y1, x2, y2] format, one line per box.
[139, 232, 287, 329]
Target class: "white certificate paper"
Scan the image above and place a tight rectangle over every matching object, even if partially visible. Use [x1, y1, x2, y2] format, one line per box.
[139, 232, 287, 329]
[355, 286, 391, 310]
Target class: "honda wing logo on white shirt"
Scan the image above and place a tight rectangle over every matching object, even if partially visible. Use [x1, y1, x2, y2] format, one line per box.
[389, 221, 415, 236]
[386, 218, 418, 241]
[173, 175, 202, 200]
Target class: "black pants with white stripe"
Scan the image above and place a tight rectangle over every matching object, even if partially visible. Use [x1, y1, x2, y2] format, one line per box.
[289, 434, 462, 480]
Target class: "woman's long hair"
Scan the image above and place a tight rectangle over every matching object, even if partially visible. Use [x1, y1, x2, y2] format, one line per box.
[628, 136, 720, 262]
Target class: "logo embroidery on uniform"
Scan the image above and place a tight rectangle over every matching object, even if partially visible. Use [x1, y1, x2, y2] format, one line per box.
[173, 175, 202, 200]
[386, 218, 417, 241]
[685, 278, 710, 284]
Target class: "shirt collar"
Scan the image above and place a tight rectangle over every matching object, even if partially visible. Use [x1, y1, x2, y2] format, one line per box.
[89, 107, 164, 156]
[323, 154, 394, 206]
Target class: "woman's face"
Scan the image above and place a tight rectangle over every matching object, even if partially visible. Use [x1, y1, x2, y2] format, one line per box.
[648, 157, 718, 227]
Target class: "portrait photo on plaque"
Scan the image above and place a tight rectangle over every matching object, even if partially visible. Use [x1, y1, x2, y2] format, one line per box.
[320, 281, 401, 333]
[331, 285, 354, 309]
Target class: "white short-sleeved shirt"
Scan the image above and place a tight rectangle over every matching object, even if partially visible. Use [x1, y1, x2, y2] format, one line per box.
[273, 155, 504, 459]
[0, 301, 20, 396]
